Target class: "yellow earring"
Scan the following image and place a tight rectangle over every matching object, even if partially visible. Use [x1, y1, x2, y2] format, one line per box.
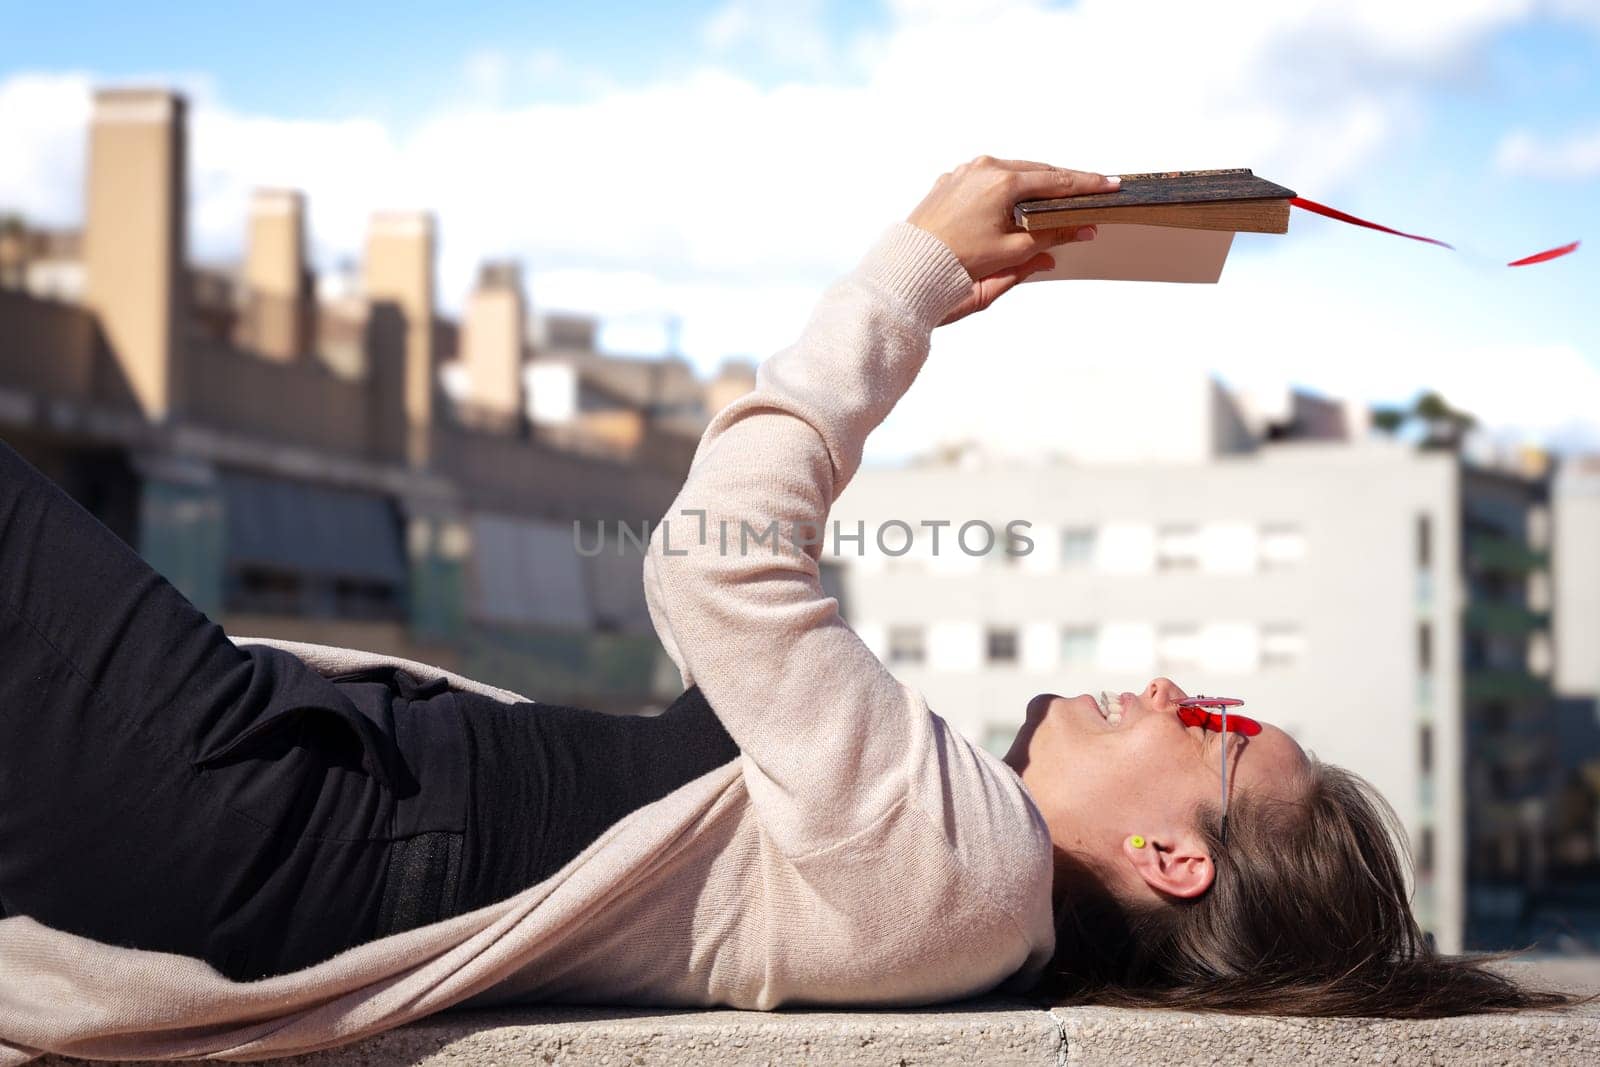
[1130, 835, 1146, 849]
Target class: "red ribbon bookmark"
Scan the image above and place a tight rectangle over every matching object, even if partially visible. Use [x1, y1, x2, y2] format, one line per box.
[1288, 196, 1579, 267]
[1506, 240, 1581, 267]
[1290, 196, 1454, 249]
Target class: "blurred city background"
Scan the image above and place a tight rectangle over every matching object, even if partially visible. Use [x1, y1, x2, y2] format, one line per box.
[3, 1, 1598, 961]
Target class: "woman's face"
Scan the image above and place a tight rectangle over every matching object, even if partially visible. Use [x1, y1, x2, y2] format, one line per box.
[1003, 677, 1310, 901]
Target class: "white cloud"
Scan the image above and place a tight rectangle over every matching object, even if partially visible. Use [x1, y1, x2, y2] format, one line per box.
[0, 71, 402, 268]
[1429, 340, 1600, 439]
[702, 0, 835, 76]
[462, 49, 512, 102]
[455, 47, 619, 106]
[0, 72, 94, 226]
[0, 0, 1589, 457]
[1495, 126, 1600, 179]
[864, 241, 1600, 464]
[189, 109, 404, 269]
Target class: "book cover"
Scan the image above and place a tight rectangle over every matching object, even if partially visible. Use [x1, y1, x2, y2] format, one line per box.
[1014, 168, 1297, 235]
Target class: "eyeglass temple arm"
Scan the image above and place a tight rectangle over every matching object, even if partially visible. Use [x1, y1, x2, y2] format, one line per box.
[1219, 704, 1228, 840]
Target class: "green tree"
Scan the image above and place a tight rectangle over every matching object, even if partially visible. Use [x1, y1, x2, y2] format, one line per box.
[1369, 392, 1477, 450]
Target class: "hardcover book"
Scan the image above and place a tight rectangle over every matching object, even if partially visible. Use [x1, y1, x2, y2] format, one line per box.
[1017, 168, 1296, 285]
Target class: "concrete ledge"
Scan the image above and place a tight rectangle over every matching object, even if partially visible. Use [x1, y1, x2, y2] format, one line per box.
[1049, 999, 1600, 1066]
[37, 962, 1600, 1065]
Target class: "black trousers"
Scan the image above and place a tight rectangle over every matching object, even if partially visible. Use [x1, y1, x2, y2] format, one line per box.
[0, 436, 737, 981]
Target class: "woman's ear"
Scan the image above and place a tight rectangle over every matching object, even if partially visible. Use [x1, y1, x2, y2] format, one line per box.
[1123, 830, 1214, 899]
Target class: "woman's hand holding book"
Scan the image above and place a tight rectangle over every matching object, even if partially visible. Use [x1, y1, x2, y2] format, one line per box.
[906, 156, 1118, 325]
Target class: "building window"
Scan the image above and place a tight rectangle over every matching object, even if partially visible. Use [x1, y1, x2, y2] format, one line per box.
[928, 621, 982, 672]
[1098, 524, 1157, 574]
[1099, 621, 1156, 672]
[1060, 625, 1098, 667]
[1156, 525, 1201, 573]
[227, 564, 304, 615]
[332, 576, 404, 621]
[981, 521, 1016, 568]
[1528, 570, 1552, 612]
[1418, 827, 1435, 876]
[1260, 623, 1306, 668]
[1529, 631, 1553, 676]
[1483, 701, 1510, 733]
[986, 627, 1019, 664]
[887, 625, 926, 666]
[1156, 623, 1203, 673]
[1419, 723, 1433, 775]
[1418, 621, 1433, 673]
[1416, 514, 1433, 568]
[1199, 523, 1258, 574]
[1527, 505, 1551, 550]
[1060, 527, 1097, 569]
[1416, 570, 1434, 609]
[1260, 524, 1307, 571]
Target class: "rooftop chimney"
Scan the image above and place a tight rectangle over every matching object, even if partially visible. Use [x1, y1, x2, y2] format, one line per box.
[83, 88, 186, 419]
[242, 188, 311, 361]
[363, 212, 436, 467]
[461, 260, 527, 425]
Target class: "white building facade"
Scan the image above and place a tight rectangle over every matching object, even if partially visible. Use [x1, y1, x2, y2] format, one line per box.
[825, 375, 1557, 953]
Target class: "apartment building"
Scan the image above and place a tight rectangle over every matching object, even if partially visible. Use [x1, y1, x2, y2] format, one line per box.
[827, 371, 1563, 953]
[1549, 458, 1600, 946]
[0, 87, 747, 712]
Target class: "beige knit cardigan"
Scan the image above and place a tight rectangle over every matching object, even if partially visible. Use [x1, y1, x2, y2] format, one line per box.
[0, 221, 1056, 1063]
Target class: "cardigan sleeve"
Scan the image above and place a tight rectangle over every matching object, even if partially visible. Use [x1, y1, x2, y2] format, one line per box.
[643, 221, 975, 858]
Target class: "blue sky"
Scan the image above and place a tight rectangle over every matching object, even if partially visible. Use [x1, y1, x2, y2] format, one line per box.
[0, 1, 891, 117]
[2, 1, 1598, 458]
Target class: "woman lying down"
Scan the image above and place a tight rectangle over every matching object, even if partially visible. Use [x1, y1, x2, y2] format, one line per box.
[0, 157, 1577, 1062]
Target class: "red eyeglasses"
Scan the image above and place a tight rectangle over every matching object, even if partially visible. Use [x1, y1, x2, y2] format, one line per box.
[1176, 696, 1261, 843]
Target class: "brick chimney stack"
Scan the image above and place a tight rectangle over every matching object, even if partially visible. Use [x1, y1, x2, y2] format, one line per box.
[461, 260, 527, 425]
[242, 188, 311, 361]
[363, 212, 436, 467]
[83, 88, 187, 420]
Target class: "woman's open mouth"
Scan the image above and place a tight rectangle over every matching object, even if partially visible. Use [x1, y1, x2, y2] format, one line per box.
[1095, 690, 1124, 727]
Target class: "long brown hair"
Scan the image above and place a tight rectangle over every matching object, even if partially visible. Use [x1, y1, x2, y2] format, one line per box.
[1032, 760, 1581, 1018]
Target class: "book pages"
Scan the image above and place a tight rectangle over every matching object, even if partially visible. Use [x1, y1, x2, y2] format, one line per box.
[1023, 223, 1236, 284]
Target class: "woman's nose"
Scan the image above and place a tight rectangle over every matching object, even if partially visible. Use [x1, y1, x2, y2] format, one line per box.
[1145, 677, 1189, 709]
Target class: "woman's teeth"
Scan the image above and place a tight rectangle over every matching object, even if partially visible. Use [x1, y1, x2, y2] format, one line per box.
[1096, 690, 1123, 726]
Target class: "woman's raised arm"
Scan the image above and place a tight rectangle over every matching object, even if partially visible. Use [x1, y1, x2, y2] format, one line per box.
[643, 158, 1116, 858]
